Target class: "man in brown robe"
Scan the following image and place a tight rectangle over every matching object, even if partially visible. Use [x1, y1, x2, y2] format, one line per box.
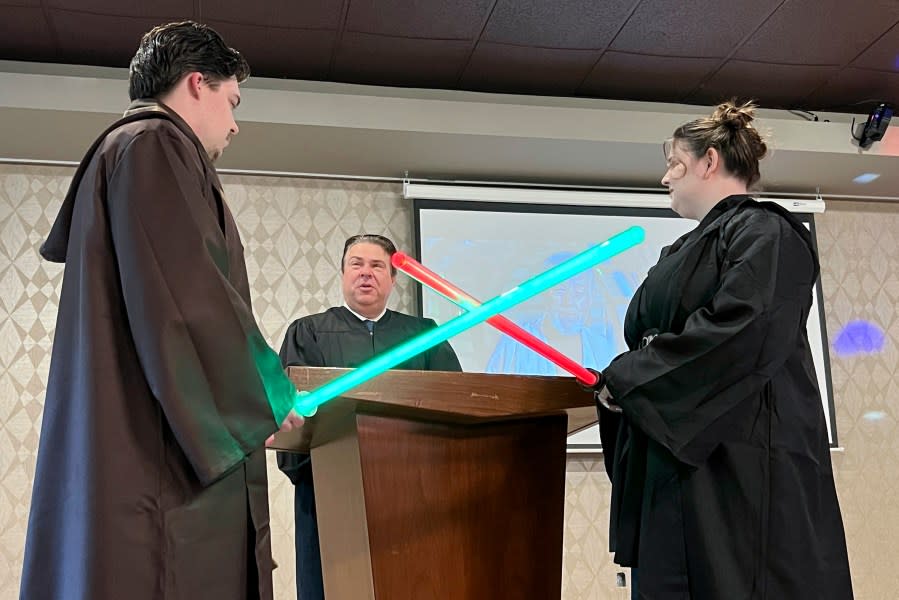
[20, 21, 302, 600]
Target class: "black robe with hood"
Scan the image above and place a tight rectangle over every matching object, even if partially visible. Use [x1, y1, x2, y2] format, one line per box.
[21, 100, 296, 600]
[600, 195, 853, 599]
[276, 305, 462, 483]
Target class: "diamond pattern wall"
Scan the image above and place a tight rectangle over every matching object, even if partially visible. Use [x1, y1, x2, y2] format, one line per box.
[1, 163, 896, 599]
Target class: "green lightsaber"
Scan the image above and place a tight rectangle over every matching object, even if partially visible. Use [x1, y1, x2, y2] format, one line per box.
[292, 226, 645, 416]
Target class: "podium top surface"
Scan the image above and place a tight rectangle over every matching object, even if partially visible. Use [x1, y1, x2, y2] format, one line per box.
[269, 367, 598, 452]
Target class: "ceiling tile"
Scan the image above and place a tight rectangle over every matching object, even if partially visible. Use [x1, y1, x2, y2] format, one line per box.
[806, 67, 899, 111]
[461, 43, 599, 95]
[0, 7, 56, 62]
[45, 0, 188, 18]
[852, 23, 899, 71]
[201, 0, 342, 30]
[206, 22, 335, 80]
[688, 60, 839, 108]
[611, 0, 782, 57]
[48, 11, 178, 66]
[580, 51, 718, 103]
[333, 33, 471, 88]
[345, 0, 493, 39]
[482, 0, 634, 49]
[736, 0, 899, 65]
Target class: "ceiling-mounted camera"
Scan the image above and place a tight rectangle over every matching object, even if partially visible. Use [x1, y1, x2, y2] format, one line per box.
[852, 103, 893, 149]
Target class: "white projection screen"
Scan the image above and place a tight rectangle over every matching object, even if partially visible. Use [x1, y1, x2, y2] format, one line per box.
[413, 197, 838, 452]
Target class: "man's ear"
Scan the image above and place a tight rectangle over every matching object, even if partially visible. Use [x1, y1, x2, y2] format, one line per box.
[185, 72, 203, 99]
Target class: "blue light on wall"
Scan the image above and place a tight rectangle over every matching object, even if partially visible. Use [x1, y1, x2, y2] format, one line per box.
[863, 411, 887, 422]
[832, 320, 886, 356]
[852, 173, 881, 184]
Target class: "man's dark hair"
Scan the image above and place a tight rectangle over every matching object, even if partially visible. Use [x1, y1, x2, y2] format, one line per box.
[341, 234, 398, 276]
[128, 21, 250, 101]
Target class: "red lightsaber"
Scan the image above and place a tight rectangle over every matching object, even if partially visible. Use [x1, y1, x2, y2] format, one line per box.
[392, 252, 599, 386]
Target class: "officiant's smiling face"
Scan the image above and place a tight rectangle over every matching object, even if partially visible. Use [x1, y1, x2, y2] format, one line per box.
[341, 239, 396, 319]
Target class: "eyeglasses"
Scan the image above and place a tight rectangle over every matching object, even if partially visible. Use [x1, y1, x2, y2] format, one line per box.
[662, 140, 687, 179]
[665, 161, 687, 179]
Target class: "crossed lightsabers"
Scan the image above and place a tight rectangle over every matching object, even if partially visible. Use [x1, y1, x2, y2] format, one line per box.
[293, 226, 645, 417]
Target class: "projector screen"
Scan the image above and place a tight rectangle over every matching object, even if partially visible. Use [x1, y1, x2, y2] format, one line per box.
[414, 199, 838, 452]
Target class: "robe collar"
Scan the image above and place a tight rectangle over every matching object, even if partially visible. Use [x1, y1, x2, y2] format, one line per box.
[691, 193, 819, 281]
[696, 194, 753, 232]
[124, 99, 225, 199]
[343, 303, 388, 323]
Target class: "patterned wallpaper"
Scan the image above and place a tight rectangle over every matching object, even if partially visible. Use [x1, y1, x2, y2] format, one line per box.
[0, 163, 896, 599]
[815, 202, 899, 598]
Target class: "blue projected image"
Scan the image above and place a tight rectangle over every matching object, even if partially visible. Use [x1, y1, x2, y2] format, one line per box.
[485, 251, 622, 375]
[419, 214, 673, 378]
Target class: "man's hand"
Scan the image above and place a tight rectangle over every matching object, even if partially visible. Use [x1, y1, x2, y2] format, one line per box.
[264, 409, 305, 447]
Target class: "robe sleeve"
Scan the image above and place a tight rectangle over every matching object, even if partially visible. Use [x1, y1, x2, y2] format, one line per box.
[276, 318, 322, 482]
[422, 318, 463, 372]
[278, 318, 326, 368]
[106, 128, 297, 486]
[603, 209, 816, 467]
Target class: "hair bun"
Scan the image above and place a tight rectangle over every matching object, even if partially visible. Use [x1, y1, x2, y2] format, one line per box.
[712, 100, 756, 130]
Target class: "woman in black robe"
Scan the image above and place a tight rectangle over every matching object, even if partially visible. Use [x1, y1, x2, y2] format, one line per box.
[593, 101, 853, 599]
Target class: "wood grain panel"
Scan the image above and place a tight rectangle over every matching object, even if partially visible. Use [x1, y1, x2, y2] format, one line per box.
[356, 413, 568, 599]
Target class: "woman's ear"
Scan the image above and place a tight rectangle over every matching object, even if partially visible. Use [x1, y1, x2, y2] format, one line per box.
[704, 147, 721, 178]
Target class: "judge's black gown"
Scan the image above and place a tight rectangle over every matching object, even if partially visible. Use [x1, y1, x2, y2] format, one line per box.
[277, 306, 462, 600]
[600, 195, 853, 599]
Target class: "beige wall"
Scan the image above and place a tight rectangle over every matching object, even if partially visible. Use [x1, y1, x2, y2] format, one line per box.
[0, 164, 895, 599]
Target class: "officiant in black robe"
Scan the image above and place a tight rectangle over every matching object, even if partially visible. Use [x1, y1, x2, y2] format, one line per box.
[593, 101, 852, 599]
[277, 234, 461, 600]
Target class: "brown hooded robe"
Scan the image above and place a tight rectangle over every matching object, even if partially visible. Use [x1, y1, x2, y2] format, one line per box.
[21, 101, 294, 600]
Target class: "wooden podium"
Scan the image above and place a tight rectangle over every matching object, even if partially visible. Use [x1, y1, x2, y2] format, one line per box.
[269, 366, 597, 600]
